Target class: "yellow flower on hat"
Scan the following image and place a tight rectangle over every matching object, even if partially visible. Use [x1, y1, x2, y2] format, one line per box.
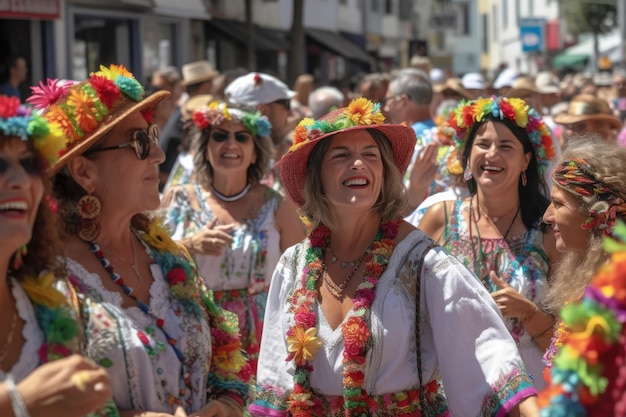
[507, 97, 530, 128]
[33, 123, 66, 166]
[94, 64, 133, 81]
[287, 327, 323, 366]
[345, 97, 376, 125]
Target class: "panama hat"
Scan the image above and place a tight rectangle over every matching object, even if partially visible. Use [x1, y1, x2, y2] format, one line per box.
[504, 76, 542, 98]
[433, 78, 473, 100]
[27, 64, 169, 175]
[181, 60, 219, 86]
[553, 94, 622, 130]
[278, 97, 417, 207]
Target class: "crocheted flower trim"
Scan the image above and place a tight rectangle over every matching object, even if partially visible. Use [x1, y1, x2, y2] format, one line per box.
[538, 220, 626, 416]
[447, 96, 556, 174]
[553, 158, 626, 236]
[29, 64, 146, 150]
[286, 219, 399, 416]
[0, 95, 65, 167]
[290, 97, 385, 154]
[192, 101, 271, 138]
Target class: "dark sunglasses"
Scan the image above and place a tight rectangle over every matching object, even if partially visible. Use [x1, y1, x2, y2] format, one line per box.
[0, 156, 40, 175]
[271, 99, 291, 111]
[87, 124, 159, 160]
[209, 130, 253, 144]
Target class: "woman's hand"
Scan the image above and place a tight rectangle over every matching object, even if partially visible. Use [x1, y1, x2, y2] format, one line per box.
[13, 354, 112, 417]
[490, 271, 537, 321]
[188, 399, 243, 417]
[118, 406, 188, 417]
[185, 218, 234, 256]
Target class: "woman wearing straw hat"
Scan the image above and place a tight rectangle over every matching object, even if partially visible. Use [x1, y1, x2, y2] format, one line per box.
[553, 94, 623, 143]
[30, 65, 247, 416]
[0, 94, 116, 417]
[250, 98, 540, 416]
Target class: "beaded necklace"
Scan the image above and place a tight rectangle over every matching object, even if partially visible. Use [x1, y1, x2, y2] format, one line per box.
[286, 219, 399, 416]
[89, 239, 191, 404]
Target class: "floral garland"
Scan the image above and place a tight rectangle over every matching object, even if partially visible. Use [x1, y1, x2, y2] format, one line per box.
[20, 272, 120, 416]
[286, 219, 399, 416]
[0, 95, 65, 168]
[139, 219, 249, 403]
[192, 101, 272, 138]
[447, 96, 556, 175]
[538, 220, 626, 416]
[29, 64, 146, 150]
[290, 97, 385, 154]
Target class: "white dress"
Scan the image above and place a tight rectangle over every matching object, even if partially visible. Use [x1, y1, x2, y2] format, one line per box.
[251, 229, 536, 416]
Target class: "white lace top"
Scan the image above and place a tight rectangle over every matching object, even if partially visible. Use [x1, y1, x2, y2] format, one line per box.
[0, 280, 44, 383]
[66, 257, 213, 414]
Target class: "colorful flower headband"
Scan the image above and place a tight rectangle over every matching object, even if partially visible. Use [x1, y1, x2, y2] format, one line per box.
[0, 95, 65, 167]
[447, 96, 557, 174]
[553, 158, 626, 236]
[192, 101, 271, 138]
[291, 97, 385, 153]
[539, 220, 626, 415]
[28, 64, 147, 149]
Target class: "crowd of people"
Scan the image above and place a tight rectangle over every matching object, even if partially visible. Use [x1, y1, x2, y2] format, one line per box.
[1, 54, 626, 417]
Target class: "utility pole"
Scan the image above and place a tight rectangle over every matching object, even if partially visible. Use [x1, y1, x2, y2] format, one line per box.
[619, 0, 626, 69]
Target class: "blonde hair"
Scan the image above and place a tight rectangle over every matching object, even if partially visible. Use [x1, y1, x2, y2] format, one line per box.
[543, 135, 626, 314]
[301, 129, 407, 231]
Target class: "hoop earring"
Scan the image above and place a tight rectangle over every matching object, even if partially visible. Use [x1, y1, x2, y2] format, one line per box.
[12, 245, 27, 270]
[77, 194, 101, 242]
[521, 170, 528, 187]
[463, 166, 473, 181]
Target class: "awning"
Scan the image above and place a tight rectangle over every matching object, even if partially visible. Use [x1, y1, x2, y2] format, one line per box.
[552, 53, 589, 70]
[153, 0, 211, 20]
[306, 29, 372, 64]
[207, 19, 289, 51]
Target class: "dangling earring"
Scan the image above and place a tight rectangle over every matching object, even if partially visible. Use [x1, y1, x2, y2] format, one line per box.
[77, 194, 101, 242]
[12, 245, 27, 270]
[463, 166, 473, 181]
[521, 170, 528, 187]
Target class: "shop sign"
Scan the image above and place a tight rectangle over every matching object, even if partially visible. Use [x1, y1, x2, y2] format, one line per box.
[519, 17, 546, 53]
[0, 0, 60, 19]
[430, 13, 458, 30]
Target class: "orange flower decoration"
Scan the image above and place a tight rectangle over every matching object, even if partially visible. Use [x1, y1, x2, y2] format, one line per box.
[46, 104, 79, 143]
[66, 88, 99, 133]
[287, 327, 323, 366]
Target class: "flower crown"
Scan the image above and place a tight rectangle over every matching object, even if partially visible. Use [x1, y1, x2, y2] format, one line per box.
[553, 158, 626, 236]
[447, 96, 557, 174]
[539, 220, 626, 415]
[192, 101, 271, 138]
[290, 97, 385, 153]
[28, 64, 147, 150]
[0, 95, 65, 167]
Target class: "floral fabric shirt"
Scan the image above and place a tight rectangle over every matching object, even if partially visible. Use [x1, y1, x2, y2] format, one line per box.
[441, 199, 550, 390]
[252, 229, 537, 416]
[161, 183, 282, 373]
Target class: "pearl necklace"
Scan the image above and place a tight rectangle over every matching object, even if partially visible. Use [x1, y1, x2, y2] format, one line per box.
[210, 183, 252, 202]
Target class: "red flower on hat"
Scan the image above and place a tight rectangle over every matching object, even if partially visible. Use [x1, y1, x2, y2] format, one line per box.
[0, 96, 20, 118]
[192, 110, 210, 130]
[89, 75, 121, 109]
[141, 107, 155, 124]
[253, 73, 263, 87]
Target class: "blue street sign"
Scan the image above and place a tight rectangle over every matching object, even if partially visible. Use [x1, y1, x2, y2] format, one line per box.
[519, 18, 545, 53]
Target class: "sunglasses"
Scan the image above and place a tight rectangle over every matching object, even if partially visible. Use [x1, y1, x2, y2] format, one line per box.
[209, 129, 253, 144]
[87, 124, 159, 160]
[271, 99, 291, 111]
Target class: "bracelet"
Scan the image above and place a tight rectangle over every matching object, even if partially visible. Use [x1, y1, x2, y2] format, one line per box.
[521, 304, 539, 323]
[6, 375, 31, 417]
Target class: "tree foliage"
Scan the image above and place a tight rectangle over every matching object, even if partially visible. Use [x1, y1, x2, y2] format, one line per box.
[562, 0, 617, 35]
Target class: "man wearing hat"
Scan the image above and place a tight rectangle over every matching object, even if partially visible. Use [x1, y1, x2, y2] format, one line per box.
[159, 60, 219, 189]
[225, 72, 295, 147]
[554, 94, 623, 144]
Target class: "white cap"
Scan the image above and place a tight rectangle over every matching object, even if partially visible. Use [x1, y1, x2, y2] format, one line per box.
[225, 72, 296, 108]
[493, 68, 518, 89]
[462, 72, 484, 90]
[429, 68, 446, 85]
